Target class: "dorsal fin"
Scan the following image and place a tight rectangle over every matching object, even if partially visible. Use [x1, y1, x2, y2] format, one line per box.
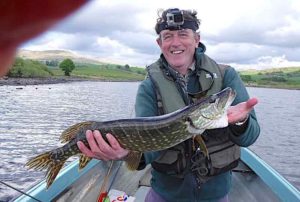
[59, 121, 93, 143]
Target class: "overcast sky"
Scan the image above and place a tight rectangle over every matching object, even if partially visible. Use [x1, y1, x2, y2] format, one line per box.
[22, 0, 300, 70]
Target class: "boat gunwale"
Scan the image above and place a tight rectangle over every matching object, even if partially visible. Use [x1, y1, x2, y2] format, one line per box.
[12, 148, 300, 201]
[241, 148, 300, 201]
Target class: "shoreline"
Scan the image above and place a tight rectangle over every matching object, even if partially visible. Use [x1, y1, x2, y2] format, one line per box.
[0, 77, 299, 90]
[0, 77, 140, 86]
[0, 77, 89, 86]
[245, 84, 300, 90]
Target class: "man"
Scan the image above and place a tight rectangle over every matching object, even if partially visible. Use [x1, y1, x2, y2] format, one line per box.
[0, 4, 259, 202]
[78, 8, 260, 202]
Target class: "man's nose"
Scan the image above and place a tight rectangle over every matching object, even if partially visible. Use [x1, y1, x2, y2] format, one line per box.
[170, 35, 182, 46]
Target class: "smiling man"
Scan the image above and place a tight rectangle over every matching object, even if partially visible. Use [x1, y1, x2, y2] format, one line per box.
[78, 8, 260, 202]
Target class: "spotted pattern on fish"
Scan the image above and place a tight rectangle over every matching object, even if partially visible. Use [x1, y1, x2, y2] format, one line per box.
[26, 87, 236, 188]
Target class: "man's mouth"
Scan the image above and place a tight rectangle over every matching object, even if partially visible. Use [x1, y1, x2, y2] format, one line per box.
[171, 50, 184, 54]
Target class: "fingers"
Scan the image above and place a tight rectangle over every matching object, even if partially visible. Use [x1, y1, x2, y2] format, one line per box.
[87, 130, 111, 160]
[76, 130, 108, 160]
[77, 141, 94, 157]
[106, 133, 122, 150]
[246, 97, 258, 109]
[93, 130, 112, 153]
[77, 130, 129, 161]
[106, 133, 129, 159]
[86, 130, 102, 152]
[227, 97, 259, 124]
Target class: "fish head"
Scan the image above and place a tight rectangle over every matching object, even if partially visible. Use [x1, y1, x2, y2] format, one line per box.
[187, 87, 236, 133]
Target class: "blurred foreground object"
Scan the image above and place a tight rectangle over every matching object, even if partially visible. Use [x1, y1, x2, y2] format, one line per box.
[0, 0, 87, 76]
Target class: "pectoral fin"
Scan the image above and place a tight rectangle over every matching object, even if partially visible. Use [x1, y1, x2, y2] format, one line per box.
[193, 135, 209, 158]
[124, 151, 142, 170]
[79, 154, 92, 170]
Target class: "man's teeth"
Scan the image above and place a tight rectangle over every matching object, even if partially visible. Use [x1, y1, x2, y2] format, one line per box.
[171, 50, 184, 54]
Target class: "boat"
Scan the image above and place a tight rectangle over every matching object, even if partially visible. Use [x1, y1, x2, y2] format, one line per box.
[12, 148, 300, 202]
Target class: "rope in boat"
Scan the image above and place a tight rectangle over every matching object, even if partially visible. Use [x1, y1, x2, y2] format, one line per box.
[99, 160, 115, 194]
[97, 161, 123, 202]
[0, 180, 42, 202]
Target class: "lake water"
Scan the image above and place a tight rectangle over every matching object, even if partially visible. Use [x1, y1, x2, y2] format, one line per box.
[0, 82, 299, 201]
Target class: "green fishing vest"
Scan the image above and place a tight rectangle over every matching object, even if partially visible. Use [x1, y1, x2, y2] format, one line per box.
[147, 52, 240, 181]
[147, 54, 223, 113]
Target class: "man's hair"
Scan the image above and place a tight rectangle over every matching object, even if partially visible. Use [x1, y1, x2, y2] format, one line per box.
[155, 9, 201, 35]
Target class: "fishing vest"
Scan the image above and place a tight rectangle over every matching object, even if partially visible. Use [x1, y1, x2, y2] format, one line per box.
[147, 51, 240, 183]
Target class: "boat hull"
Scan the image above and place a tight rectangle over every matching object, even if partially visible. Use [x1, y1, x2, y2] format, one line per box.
[12, 148, 300, 202]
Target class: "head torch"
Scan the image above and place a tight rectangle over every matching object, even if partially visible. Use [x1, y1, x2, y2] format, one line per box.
[166, 9, 184, 27]
[157, 8, 199, 34]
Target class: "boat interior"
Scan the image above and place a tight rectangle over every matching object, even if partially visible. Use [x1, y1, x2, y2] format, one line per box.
[52, 160, 280, 202]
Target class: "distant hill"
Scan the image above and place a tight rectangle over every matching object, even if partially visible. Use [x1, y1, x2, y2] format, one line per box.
[239, 66, 300, 89]
[17, 49, 105, 65]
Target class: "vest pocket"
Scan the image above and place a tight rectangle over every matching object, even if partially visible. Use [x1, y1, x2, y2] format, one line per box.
[208, 144, 240, 176]
[151, 144, 187, 177]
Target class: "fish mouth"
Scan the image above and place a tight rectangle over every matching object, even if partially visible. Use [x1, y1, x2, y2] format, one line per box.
[217, 87, 236, 110]
[204, 87, 236, 109]
[188, 87, 236, 131]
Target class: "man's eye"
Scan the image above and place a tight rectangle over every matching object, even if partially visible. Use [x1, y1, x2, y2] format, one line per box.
[179, 32, 188, 37]
[163, 35, 171, 40]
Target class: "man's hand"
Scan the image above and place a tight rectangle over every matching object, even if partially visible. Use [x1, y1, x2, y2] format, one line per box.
[77, 130, 129, 161]
[227, 98, 258, 124]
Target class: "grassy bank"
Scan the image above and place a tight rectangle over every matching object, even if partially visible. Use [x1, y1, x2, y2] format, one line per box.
[49, 64, 145, 81]
[5, 58, 300, 89]
[7, 58, 146, 81]
[239, 67, 300, 90]
[7, 58, 54, 77]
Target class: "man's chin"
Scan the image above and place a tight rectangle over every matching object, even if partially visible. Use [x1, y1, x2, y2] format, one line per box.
[169, 63, 188, 74]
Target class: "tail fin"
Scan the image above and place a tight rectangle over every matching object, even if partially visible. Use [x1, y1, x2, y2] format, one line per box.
[26, 152, 66, 189]
[60, 121, 93, 143]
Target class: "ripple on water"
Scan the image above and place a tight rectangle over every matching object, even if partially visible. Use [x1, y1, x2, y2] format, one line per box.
[0, 82, 140, 201]
[0, 84, 299, 201]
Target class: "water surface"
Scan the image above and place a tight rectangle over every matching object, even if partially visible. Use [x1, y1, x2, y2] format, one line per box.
[0, 82, 299, 201]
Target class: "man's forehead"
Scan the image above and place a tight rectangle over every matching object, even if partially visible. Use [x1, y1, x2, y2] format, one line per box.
[160, 29, 193, 35]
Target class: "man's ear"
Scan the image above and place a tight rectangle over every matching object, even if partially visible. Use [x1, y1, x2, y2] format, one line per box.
[156, 38, 162, 48]
[195, 33, 200, 44]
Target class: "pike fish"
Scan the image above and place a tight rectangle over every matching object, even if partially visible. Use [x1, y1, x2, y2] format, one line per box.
[26, 87, 236, 188]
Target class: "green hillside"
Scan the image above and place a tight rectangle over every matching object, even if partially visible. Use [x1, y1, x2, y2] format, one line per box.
[6, 58, 300, 89]
[7, 57, 53, 77]
[50, 63, 146, 81]
[239, 67, 300, 89]
[7, 58, 146, 81]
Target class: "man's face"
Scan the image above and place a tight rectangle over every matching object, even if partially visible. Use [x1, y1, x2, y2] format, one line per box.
[157, 29, 200, 74]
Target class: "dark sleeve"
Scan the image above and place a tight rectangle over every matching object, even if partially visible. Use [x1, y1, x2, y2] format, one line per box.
[135, 78, 161, 169]
[222, 67, 260, 147]
[135, 78, 158, 117]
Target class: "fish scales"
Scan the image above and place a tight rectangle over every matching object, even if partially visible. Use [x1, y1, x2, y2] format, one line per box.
[95, 119, 188, 151]
[26, 87, 236, 188]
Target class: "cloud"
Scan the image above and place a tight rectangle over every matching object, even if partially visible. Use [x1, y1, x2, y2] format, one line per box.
[54, 1, 150, 36]
[111, 31, 159, 54]
[22, 0, 300, 69]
